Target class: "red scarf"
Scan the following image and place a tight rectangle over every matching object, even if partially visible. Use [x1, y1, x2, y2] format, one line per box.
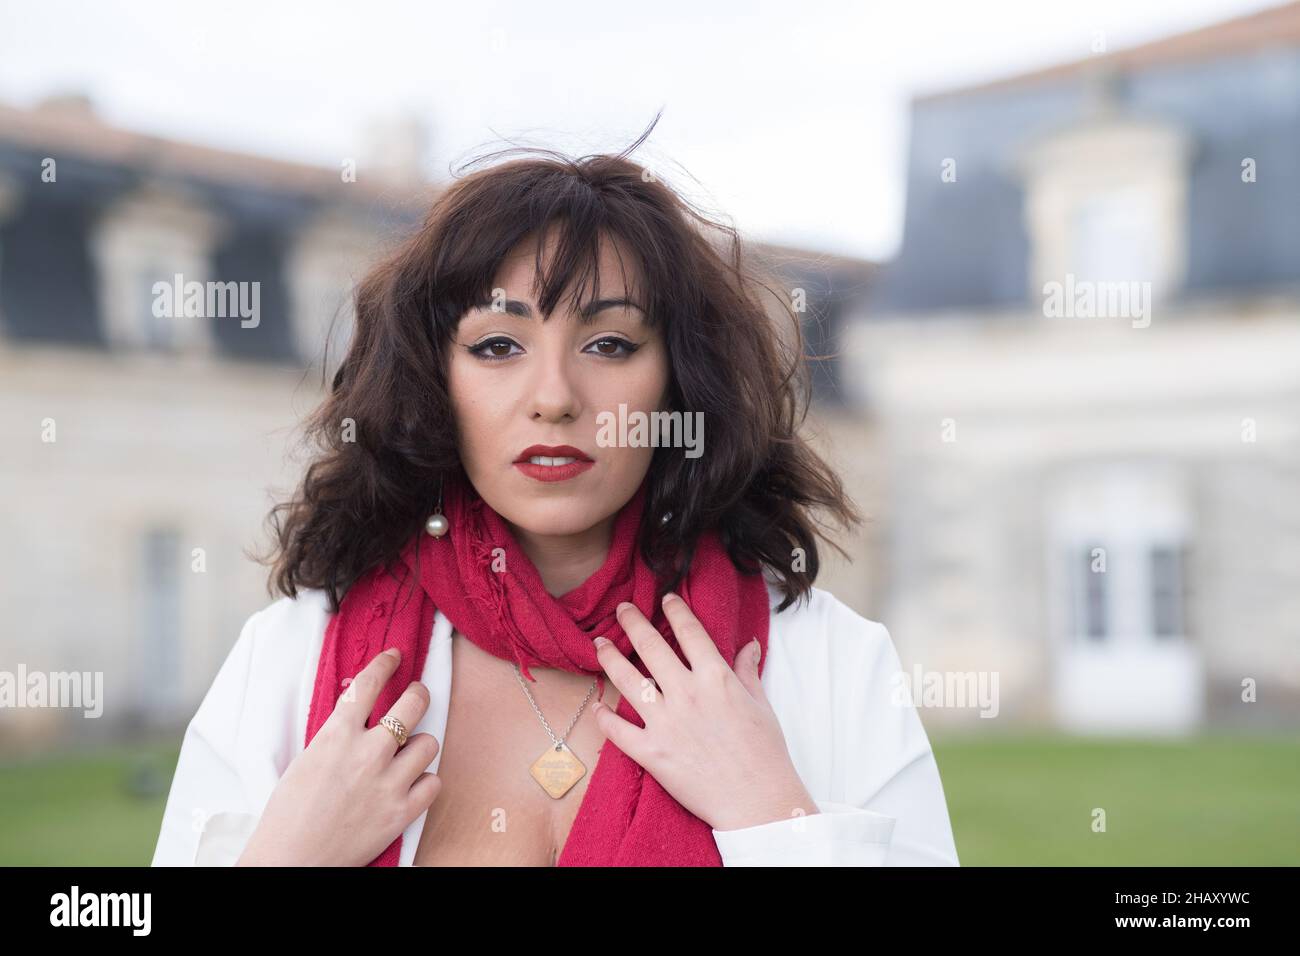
[303, 473, 771, 866]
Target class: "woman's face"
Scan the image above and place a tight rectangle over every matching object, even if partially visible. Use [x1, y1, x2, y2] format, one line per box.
[448, 228, 671, 542]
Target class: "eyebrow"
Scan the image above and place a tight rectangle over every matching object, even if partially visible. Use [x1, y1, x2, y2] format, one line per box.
[467, 296, 646, 324]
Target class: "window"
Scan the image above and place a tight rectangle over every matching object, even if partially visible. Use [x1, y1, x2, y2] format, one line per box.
[0, 173, 14, 321]
[1078, 545, 1109, 641]
[287, 210, 371, 369]
[89, 184, 222, 355]
[1150, 543, 1188, 639]
[1065, 537, 1189, 644]
[1048, 465, 1201, 732]
[1066, 541, 1190, 647]
[1016, 117, 1191, 307]
[138, 263, 174, 351]
[1053, 465, 1192, 647]
[140, 526, 183, 720]
[1068, 186, 1159, 284]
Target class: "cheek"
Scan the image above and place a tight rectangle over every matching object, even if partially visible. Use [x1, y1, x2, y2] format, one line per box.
[594, 348, 670, 409]
[591, 352, 669, 471]
[448, 352, 496, 415]
[447, 353, 494, 467]
[644, 355, 672, 414]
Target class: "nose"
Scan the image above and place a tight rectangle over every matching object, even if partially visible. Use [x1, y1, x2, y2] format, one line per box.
[529, 345, 583, 423]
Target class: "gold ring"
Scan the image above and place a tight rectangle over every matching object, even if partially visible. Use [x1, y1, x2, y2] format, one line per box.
[379, 714, 409, 748]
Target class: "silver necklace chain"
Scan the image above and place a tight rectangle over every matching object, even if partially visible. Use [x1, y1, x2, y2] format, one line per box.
[512, 663, 600, 750]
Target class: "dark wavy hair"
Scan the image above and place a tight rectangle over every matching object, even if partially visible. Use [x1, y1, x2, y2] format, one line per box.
[257, 112, 862, 615]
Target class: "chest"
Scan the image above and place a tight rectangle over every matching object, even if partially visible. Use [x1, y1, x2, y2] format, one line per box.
[413, 632, 623, 866]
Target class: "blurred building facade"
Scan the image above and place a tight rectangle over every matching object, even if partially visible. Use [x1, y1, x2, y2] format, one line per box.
[817, 2, 1300, 735]
[0, 97, 426, 748]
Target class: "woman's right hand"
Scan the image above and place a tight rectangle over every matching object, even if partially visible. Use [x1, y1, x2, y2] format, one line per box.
[236, 646, 442, 866]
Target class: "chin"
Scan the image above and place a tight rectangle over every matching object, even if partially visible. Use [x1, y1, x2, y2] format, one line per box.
[498, 495, 609, 538]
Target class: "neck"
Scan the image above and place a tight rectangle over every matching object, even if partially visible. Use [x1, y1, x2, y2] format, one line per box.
[508, 514, 615, 597]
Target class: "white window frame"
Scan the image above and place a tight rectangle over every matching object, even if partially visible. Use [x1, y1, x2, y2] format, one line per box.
[1014, 116, 1193, 310]
[1052, 463, 1192, 648]
[89, 183, 226, 355]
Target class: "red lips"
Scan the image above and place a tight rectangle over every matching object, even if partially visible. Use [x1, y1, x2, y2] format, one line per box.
[513, 444, 593, 463]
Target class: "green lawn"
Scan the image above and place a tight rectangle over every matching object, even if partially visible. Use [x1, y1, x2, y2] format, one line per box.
[933, 732, 1300, 865]
[1, 733, 1296, 865]
[0, 737, 181, 866]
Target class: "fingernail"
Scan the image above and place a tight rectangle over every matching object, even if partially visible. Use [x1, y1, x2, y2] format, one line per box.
[383, 647, 401, 661]
[663, 591, 681, 605]
[615, 602, 632, 615]
[593, 636, 611, 649]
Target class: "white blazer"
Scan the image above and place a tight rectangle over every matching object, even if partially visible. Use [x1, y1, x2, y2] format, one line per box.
[151, 578, 960, 867]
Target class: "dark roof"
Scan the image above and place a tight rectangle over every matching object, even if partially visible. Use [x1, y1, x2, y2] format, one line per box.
[0, 98, 429, 361]
[869, 2, 1300, 315]
[0, 98, 425, 202]
[916, 1, 1300, 104]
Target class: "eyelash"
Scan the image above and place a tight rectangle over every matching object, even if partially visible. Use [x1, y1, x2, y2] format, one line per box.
[464, 336, 641, 362]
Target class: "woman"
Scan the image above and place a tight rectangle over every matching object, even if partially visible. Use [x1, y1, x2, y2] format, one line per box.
[150, 123, 960, 867]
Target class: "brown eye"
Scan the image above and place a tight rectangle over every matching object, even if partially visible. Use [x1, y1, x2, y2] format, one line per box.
[586, 337, 639, 358]
[466, 336, 522, 361]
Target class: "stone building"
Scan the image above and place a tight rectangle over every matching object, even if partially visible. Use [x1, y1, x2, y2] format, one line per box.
[821, 2, 1300, 734]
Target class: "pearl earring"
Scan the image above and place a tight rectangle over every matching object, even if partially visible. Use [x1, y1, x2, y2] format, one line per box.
[425, 478, 449, 538]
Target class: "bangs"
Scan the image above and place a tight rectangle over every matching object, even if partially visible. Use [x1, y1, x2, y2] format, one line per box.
[430, 160, 678, 335]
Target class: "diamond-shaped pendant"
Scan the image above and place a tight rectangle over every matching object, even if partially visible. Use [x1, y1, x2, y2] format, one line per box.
[529, 742, 587, 799]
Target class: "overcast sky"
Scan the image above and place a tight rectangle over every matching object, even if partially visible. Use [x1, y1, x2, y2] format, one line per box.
[0, 0, 1284, 259]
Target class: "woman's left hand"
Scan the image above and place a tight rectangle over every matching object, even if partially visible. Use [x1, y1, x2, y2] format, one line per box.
[591, 591, 818, 831]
